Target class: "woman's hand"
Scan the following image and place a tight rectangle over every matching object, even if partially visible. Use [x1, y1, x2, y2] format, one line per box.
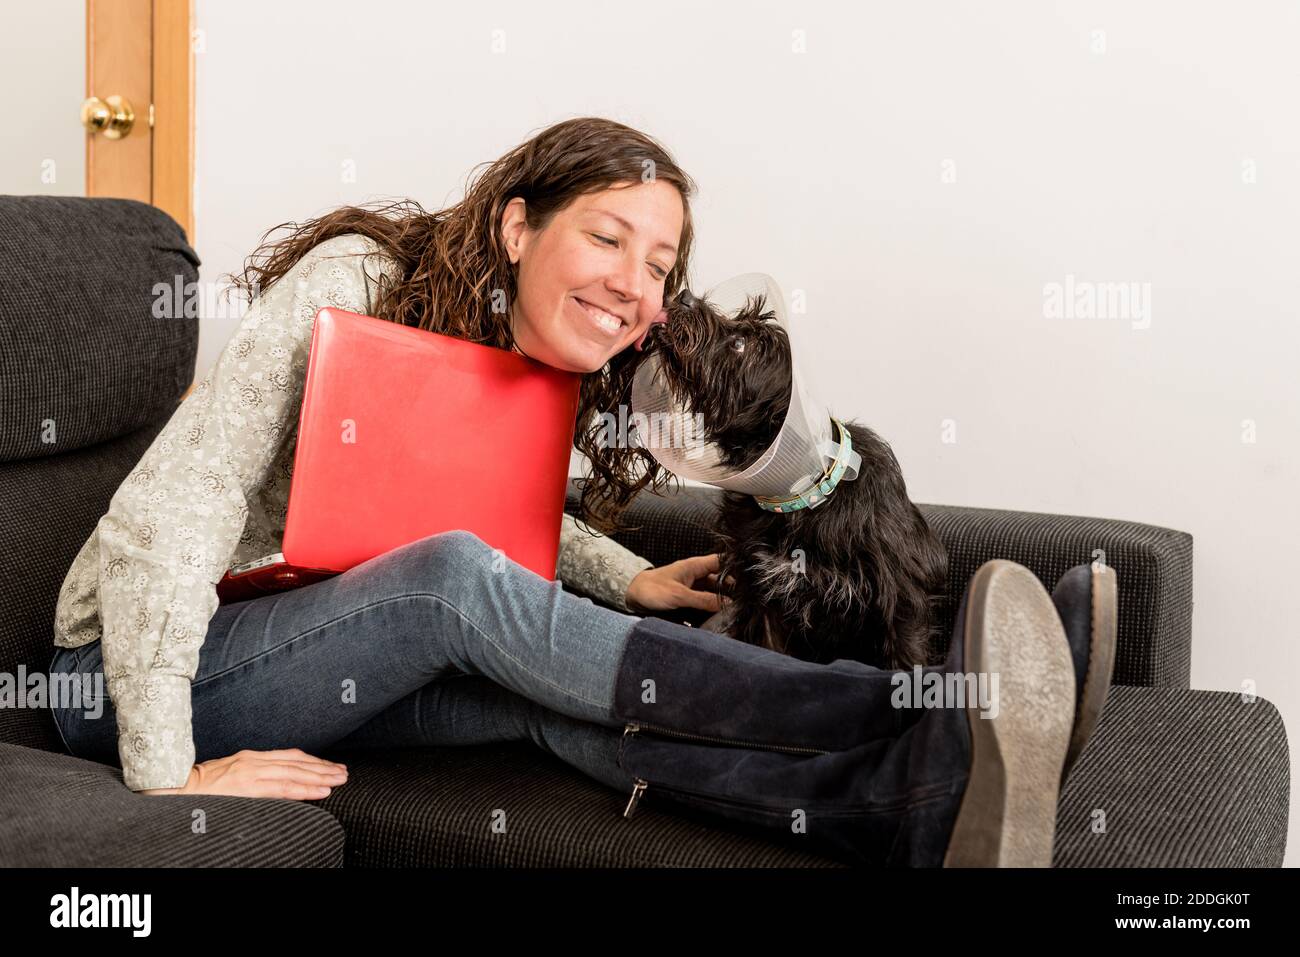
[137, 748, 348, 800]
[625, 553, 734, 614]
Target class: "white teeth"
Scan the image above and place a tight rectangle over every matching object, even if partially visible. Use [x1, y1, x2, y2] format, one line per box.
[579, 299, 622, 333]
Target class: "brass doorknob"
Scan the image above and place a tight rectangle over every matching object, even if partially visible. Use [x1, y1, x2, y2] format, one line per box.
[80, 94, 136, 139]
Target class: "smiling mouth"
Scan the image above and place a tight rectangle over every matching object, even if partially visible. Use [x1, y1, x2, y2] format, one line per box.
[574, 297, 626, 336]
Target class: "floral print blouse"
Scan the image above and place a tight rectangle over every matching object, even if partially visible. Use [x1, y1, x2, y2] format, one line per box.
[52, 232, 653, 791]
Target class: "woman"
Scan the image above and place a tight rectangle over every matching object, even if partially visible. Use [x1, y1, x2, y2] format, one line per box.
[48, 117, 1092, 866]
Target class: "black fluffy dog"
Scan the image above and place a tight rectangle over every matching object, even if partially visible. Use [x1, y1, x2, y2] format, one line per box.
[635, 291, 949, 670]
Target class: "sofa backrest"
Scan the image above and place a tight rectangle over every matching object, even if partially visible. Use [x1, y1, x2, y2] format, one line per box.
[0, 195, 200, 750]
[567, 479, 1196, 690]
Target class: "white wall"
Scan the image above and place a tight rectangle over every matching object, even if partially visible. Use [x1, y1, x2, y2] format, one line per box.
[193, 0, 1298, 864]
[0, 0, 84, 195]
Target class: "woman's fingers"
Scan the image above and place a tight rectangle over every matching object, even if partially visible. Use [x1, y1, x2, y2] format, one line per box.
[698, 591, 724, 612]
[291, 751, 347, 771]
[676, 584, 723, 612]
[697, 566, 735, 592]
[279, 760, 350, 782]
[279, 754, 347, 770]
[252, 747, 346, 768]
[680, 553, 720, 575]
[679, 553, 721, 584]
[249, 763, 348, 800]
[258, 762, 348, 785]
[190, 749, 349, 800]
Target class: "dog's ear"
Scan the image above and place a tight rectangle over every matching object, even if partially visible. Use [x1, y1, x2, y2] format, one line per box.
[733, 291, 779, 325]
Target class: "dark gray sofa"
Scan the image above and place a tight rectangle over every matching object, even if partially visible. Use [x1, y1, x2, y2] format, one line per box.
[0, 195, 1288, 867]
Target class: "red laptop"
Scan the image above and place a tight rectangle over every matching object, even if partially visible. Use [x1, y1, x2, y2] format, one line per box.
[215, 307, 581, 604]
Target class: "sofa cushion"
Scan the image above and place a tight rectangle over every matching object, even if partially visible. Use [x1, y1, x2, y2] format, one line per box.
[1053, 686, 1288, 867]
[0, 195, 199, 463]
[313, 685, 1287, 867]
[316, 740, 843, 866]
[0, 742, 344, 866]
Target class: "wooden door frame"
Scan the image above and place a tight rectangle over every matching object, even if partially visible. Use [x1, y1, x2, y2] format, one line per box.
[151, 0, 194, 239]
[85, 0, 194, 239]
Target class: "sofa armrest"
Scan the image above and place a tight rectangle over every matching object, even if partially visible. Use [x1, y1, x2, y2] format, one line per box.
[1054, 686, 1290, 867]
[566, 480, 1194, 689]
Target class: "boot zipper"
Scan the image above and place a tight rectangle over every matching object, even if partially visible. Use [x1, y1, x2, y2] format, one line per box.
[624, 779, 648, 818]
[620, 721, 829, 819]
[622, 720, 830, 755]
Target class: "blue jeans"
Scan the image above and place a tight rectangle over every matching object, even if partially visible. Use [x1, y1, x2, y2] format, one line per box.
[48, 529, 644, 794]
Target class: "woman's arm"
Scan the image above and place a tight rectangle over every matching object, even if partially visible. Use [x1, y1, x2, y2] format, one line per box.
[91, 233, 393, 791]
[556, 511, 653, 612]
[556, 513, 729, 614]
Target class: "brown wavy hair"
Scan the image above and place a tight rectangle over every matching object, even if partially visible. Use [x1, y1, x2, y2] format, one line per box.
[223, 116, 698, 534]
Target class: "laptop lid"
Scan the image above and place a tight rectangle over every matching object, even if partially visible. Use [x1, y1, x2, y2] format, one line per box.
[280, 308, 582, 579]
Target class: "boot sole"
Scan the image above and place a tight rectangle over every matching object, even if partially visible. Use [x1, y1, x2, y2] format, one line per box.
[1063, 563, 1118, 778]
[942, 560, 1076, 868]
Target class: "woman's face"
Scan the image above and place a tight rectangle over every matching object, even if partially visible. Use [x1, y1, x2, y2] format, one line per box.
[502, 180, 684, 373]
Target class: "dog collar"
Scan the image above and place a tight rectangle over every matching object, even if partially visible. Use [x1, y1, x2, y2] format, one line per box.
[752, 418, 854, 513]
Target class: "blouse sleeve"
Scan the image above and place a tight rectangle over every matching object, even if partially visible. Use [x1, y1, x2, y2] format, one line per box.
[93, 233, 390, 790]
[556, 511, 654, 613]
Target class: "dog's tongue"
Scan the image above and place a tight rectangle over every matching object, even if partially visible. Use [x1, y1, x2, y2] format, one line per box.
[633, 308, 669, 352]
